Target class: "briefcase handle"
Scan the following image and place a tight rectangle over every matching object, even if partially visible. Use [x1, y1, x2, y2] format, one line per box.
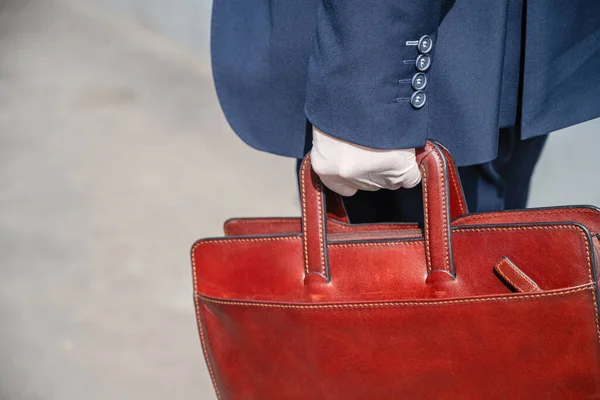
[300, 141, 464, 284]
[320, 144, 468, 224]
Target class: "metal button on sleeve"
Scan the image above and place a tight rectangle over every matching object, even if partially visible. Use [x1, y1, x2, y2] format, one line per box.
[418, 35, 433, 54]
[416, 54, 431, 72]
[410, 91, 427, 109]
[411, 73, 428, 90]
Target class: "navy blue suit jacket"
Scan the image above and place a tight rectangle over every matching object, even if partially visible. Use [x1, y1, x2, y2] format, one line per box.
[211, 0, 600, 166]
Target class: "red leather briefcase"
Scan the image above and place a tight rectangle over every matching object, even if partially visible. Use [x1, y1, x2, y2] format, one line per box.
[191, 142, 600, 399]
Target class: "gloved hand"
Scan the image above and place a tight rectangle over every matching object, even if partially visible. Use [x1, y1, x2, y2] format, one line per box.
[311, 127, 421, 196]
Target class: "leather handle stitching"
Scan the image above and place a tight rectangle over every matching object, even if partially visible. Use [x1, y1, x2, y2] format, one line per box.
[301, 157, 310, 275]
[316, 179, 326, 275]
[435, 150, 451, 273]
[440, 147, 467, 216]
[424, 148, 451, 273]
[420, 164, 432, 274]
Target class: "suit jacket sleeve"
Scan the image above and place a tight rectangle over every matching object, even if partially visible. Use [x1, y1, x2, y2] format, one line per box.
[304, 0, 452, 150]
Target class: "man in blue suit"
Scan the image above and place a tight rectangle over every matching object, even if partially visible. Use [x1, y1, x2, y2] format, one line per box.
[211, 0, 600, 222]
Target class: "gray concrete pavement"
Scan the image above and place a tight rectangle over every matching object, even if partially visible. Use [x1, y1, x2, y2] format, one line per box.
[0, 1, 598, 400]
[76, 0, 212, 61]
[0, 1, 297, 399]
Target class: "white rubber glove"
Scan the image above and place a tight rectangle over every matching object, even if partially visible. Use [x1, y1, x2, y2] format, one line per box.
[311, 128, 422, 197]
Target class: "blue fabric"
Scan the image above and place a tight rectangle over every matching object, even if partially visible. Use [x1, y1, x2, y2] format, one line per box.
[498, 0, 523, 128]
[211, 0, 600, 166]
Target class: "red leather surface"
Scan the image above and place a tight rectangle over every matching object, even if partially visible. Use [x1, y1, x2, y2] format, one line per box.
[195, 225, 593, 303]
[199, 287, 599, 400]
[223, 217, 419, 237]
[454, 207, 600, 234]
[192, 142, 600, 399]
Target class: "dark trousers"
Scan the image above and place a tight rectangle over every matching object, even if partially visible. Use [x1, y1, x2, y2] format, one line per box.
[297, 127, 548, 224]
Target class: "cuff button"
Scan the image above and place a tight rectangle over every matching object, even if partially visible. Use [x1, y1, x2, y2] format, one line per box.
[410, 91, 427, 109]
[418, 35, 433, 54]
[411, 73, 428, 90]
[416, 54, 431, 72]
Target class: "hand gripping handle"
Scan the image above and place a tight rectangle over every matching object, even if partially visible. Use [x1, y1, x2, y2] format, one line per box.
[300, 141, 465, 282]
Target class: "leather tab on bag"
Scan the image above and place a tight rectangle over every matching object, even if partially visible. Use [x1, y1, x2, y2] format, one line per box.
[494, 257, 541, 293]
